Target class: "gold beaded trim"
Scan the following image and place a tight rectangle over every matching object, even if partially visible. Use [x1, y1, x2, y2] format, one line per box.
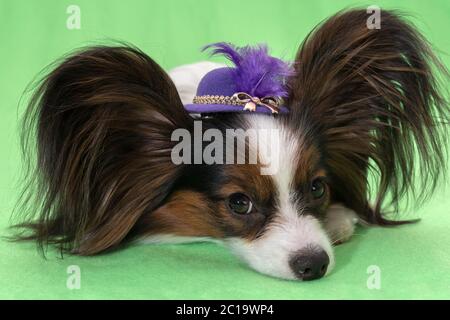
[192, 92, 281, 114]
[192, 95, 242, 106]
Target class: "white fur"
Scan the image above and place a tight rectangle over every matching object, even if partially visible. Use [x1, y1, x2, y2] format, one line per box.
[138, 114, 358, 280]
[145, 65, 357, 280]
[226, 215, 334, 280]
[224, 115, 335, 280]
[324, 203, 359, 244]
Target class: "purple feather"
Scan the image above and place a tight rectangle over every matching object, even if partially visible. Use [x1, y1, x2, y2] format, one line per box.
[203, 42, 293, 98]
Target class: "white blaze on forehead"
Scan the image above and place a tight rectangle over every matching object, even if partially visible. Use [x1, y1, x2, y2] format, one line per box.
[227, 115, 334, 280]
[244, 114, 300, 209]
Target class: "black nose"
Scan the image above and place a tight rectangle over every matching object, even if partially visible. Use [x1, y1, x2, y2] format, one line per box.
[289, 248, 330, 281]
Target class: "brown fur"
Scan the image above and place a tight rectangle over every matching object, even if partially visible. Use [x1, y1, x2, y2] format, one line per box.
[12, 45, 194, 254]
[288, 9, 449, 224]
[131, 190, 224, 238]
[9, 9, 449, 256]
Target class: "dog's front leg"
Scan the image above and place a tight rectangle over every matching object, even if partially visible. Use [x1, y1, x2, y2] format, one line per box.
[324, 204, 359, 245]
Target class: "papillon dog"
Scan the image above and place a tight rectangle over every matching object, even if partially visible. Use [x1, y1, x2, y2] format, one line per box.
[13, 9, 448, 281]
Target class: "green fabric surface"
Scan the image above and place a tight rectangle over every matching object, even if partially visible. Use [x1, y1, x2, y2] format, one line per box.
[0, 0, 449, 299]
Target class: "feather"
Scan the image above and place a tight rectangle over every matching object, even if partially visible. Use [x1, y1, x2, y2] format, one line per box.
[203, 42, 293, 98]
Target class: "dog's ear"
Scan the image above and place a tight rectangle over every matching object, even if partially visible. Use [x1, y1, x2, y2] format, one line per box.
[288, 9, 449, 224]
[12, 45, 193, 254]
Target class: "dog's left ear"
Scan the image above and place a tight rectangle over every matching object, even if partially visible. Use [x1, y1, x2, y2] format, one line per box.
[287, 9, 449, 224]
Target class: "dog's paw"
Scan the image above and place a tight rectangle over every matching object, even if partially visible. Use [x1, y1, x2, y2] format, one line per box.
[324, 204, 359, 245]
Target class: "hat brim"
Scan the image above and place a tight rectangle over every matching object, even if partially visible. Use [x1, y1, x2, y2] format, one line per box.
[184, 103, 289, 114]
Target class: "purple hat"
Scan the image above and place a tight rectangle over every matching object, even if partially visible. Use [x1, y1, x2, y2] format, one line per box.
[184, 43, 293, 115]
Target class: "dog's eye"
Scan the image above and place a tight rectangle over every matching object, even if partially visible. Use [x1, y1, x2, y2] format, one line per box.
[227, 193, 253, 215]
[311, 178, 326, 199]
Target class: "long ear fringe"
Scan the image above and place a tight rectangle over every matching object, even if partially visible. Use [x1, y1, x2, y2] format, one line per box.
[288, 9, 449, 224]
[10, 45, 192, 255]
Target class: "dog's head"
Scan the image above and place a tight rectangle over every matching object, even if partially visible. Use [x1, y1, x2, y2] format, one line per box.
[14, 9, 448, 281]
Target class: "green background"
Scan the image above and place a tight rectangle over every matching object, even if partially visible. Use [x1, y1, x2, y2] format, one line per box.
[0, 0, 449, 299]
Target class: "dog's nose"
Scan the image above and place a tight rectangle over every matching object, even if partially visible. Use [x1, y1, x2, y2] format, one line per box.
[289, 248, 330, 281]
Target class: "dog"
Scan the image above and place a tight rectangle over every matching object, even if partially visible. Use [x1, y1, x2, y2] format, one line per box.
[12, 9, 448, 281]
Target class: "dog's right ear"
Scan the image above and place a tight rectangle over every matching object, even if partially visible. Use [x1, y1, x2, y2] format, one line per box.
[12, 45, 193, 255]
